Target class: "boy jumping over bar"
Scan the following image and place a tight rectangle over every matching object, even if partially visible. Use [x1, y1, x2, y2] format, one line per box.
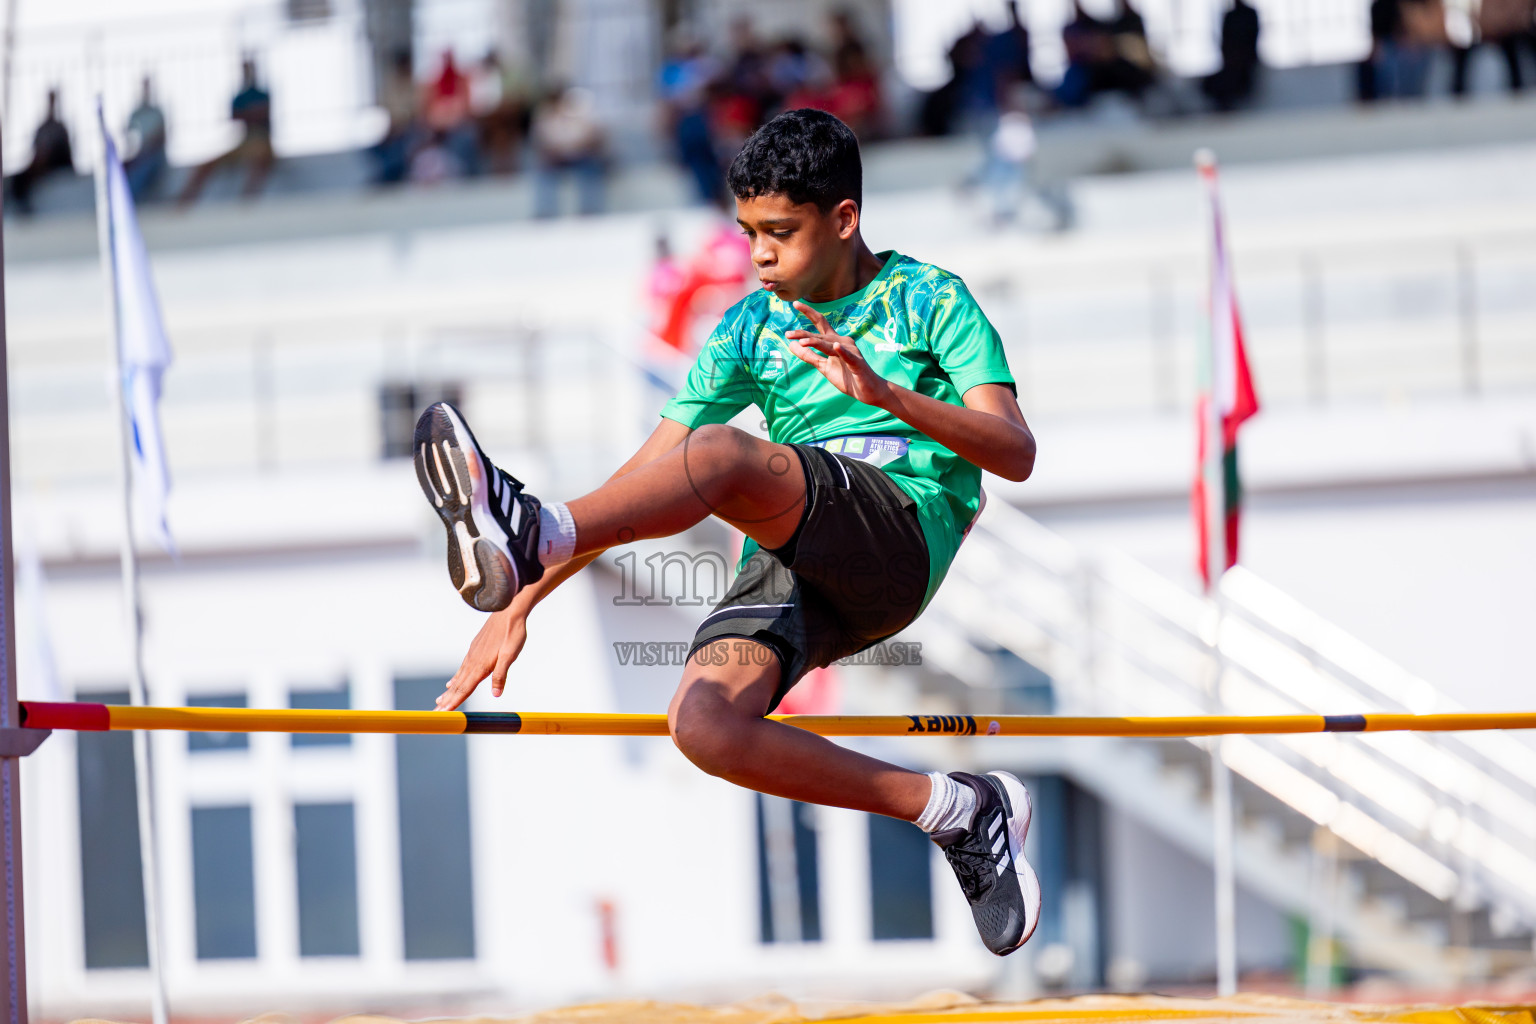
[415, 109, 1041, 955]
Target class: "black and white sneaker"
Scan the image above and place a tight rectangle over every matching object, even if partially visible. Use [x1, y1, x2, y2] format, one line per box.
[932, 771, 1042, 957]
[414, 402, 545, 612]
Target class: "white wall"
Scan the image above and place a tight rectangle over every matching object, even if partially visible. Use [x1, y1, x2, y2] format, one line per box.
[1104, 811, 1294, 985]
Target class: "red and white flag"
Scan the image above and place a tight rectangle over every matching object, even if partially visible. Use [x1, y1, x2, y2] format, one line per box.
[1193, 154, 1258, 590]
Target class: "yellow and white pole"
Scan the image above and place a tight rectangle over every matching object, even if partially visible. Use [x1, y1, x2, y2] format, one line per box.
[21, 703, 1536, 738]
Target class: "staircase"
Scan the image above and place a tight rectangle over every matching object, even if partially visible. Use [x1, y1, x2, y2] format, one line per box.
[908, 499, 1536, 985]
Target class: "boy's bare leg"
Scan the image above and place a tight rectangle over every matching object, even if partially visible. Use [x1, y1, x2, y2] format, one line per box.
[566, 422, 808, 555]
[667, 639, 931, 822]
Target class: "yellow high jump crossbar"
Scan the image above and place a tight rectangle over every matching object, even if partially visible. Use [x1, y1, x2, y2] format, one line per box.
[19, 701, 1536, 738]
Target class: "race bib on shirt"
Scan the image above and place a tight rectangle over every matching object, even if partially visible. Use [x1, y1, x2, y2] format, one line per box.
[807, 434, 910, 469]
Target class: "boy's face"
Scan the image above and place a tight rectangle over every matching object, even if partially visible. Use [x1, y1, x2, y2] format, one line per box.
[735, 193, 859, 303]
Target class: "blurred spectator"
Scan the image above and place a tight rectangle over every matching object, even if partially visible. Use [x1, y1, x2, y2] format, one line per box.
[1363, 0, 1438, 99]
[531, 85, 606, 217]
[124, 77, 168, 200]
[767, 37, 832, 109]
[1056, 1, 1156, 108]
[646, 232, 686, 355]
[829, 11, 865, 74]
[707, 16, 882, 145]
[925, 12, 1038, 137]
[1451, 0, 1534, 95]
[1056, 5, 1113, 108]
[828, 38, 884, 137]
[1202, 0, 1262, 111]
[986, 1, 1035, 95]
[951, 22, 997, 129]
[711, 20, 770, 161]
[409, 130, 467, 183]
[1107, 1, 1158, 97]
[472, 49, 533, 174]
[918, 22, 990, 136]
[659, 27, 724, 206]
[646, 218, 750, 359]
[724, 17, 774, 128]
[1357, 0, 1400, 101]
[782, 42, 839, 114]
[981, 96, 1037, 225]
[423, 49, 481, 175]
[178, 58, 274, 205]
[975, 87, 1071, 230]
[7, 88, 75, 215]
[825, 11, 884, 138]
[371, 49, 420, 184]
[1400, 0, 1449, 94]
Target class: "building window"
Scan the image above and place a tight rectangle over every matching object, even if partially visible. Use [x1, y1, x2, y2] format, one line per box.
[285, 0, 331, 21]
[76, 690, 149, 969]
[191, 805, 258, 959]
[394, 677, 475, 959]
[868, 814, 934, 940]
[294, 802, 361, 956]
[755, 794, 821, 943]
[187, 692, 249, 753]
[290, 685, 352, 748]
[1030, 774, 1108, 988]
[380, 383, 462, 460]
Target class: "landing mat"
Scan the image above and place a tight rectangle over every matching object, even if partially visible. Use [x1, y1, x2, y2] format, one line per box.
[68, 991, 1536, 1024]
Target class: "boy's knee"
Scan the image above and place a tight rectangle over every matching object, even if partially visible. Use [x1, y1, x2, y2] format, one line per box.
[668, 685, 752, 778]
[687, 422, 742, 447]
[685, 423, 754, 471]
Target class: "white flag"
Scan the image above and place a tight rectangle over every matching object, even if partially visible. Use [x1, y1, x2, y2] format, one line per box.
[99, 107, 175, 552]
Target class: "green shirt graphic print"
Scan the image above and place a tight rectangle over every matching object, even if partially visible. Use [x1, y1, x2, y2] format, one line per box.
[659, 251, 1016, 610]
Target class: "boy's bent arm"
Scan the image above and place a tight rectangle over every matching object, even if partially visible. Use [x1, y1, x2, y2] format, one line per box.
[787, 302, 1036, 481]
[884, 381, 1036, 482]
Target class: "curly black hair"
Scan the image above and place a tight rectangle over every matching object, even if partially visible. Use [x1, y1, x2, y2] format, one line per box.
[727, 108, 862, 213]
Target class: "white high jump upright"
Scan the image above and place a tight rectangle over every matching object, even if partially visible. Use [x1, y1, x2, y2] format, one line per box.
[0, 117, 33, 1024]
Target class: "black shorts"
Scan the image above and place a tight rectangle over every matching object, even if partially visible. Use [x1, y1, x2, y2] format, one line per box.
[688, 443, 930, 712]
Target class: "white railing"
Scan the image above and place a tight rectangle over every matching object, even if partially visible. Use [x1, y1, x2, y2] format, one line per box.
[981, 226, 1536, 418]
[11, 219, 1535, 496]
[925, 498, 1536, 939]
[6, 319, 646, 498]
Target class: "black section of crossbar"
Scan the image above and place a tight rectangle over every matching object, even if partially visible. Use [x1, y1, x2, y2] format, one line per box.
[464, 712, 524, 734]
[1323, 714, 1368, 732]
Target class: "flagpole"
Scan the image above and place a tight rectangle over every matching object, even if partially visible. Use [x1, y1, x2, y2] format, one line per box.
[93, 98, 169, 1024]
[1195, 147, 1238, 998]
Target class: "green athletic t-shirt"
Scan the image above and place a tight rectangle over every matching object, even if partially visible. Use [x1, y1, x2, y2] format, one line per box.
[659, 250, 1015, 609]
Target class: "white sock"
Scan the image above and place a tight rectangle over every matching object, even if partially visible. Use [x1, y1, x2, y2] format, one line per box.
[915, 771, 977, 834]
[536, 502, 577, 567]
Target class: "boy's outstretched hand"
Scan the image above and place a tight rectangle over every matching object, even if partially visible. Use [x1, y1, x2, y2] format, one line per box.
[786, 301, 893, 409]
[436, 604, 529, 710]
